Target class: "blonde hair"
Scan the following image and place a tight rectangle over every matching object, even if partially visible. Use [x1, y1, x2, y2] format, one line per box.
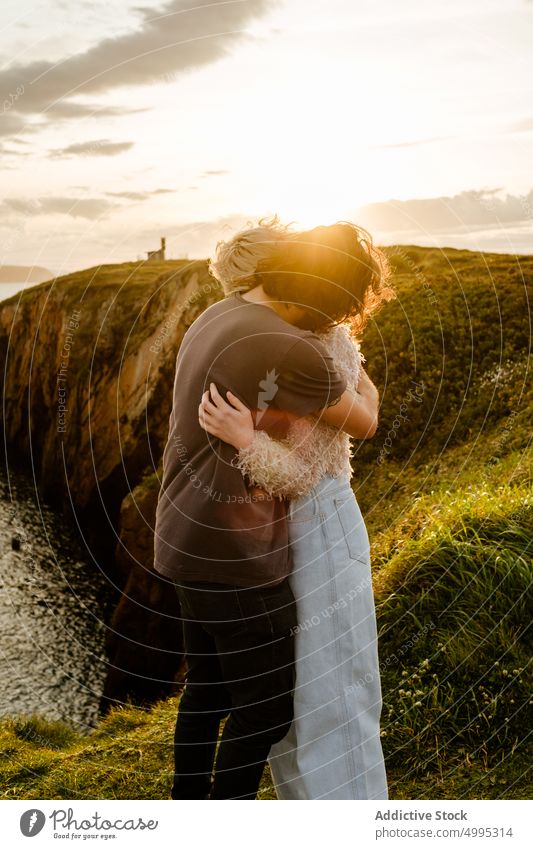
[208, 214, 295, 295]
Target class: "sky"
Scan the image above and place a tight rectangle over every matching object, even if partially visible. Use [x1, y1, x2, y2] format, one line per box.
[1, 0, 532, 276]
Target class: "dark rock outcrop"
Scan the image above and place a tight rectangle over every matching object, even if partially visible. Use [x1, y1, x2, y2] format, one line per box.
[100, 469, 187, 713]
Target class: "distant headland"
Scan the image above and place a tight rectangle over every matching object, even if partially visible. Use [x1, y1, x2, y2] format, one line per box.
[0, 265, 53, 283]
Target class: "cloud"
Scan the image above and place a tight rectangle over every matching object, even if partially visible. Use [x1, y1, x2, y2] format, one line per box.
[0, 145, 28, 156]
[357, 188, 533, 234]
[105, 191, 148, 201]
[0, 0, 274, 126]
[0, 113, 35, 138]
[200, 169, 230, 177]
[145, 197, 533, 259]
[46, 101, 148, 119]
[137, 213, 264, 258]
[105, 188, 175, 200]
[0, 185, 175, 219]
[0, 196, 114, 220]
[511, 116, 533, 133]
[373, 136, 452, 150]
[49, 139, 134, 157]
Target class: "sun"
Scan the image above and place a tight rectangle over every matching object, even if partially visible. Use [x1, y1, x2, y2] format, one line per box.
[244, 142, 385, 232]
[251, 178, 361, 232]
[251, 177, 375, 233]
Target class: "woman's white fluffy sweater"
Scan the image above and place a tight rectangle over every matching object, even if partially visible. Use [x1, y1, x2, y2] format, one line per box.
[233, 323, 364, 499]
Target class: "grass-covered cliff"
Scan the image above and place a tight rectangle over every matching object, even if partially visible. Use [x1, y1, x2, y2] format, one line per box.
[0, 245, 531, 798]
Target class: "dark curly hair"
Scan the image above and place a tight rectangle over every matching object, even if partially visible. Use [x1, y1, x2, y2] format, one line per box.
[254, 221, 395, 333]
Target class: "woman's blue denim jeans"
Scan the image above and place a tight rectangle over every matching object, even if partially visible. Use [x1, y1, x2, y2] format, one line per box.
[268, 475, 388, 799]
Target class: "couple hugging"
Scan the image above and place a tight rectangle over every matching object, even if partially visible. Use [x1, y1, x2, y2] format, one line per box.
[154, 216, 394, 800]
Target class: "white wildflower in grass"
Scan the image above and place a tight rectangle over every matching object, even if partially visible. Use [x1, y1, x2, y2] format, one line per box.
[479, 359, 521, 388]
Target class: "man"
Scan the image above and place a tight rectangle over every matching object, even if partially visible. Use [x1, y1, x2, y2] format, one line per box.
[153, 222, 382, 800]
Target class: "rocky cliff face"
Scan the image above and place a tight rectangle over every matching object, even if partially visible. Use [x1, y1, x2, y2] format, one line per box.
[0, 260, 223, 709]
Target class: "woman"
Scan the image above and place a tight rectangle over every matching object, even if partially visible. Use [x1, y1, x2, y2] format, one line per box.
[201, 217, 393, 799]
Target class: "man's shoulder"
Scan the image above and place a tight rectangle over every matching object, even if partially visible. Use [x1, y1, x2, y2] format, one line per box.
[190, 294, 305, 341]
[180, 294, 235, 342]
[191, 293, 235, 322]
[183, 293, 326, 362]
[280, 329, 335, 361]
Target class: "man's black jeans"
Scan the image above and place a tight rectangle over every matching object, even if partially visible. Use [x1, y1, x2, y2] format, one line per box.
[171, 577, 297, 800]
